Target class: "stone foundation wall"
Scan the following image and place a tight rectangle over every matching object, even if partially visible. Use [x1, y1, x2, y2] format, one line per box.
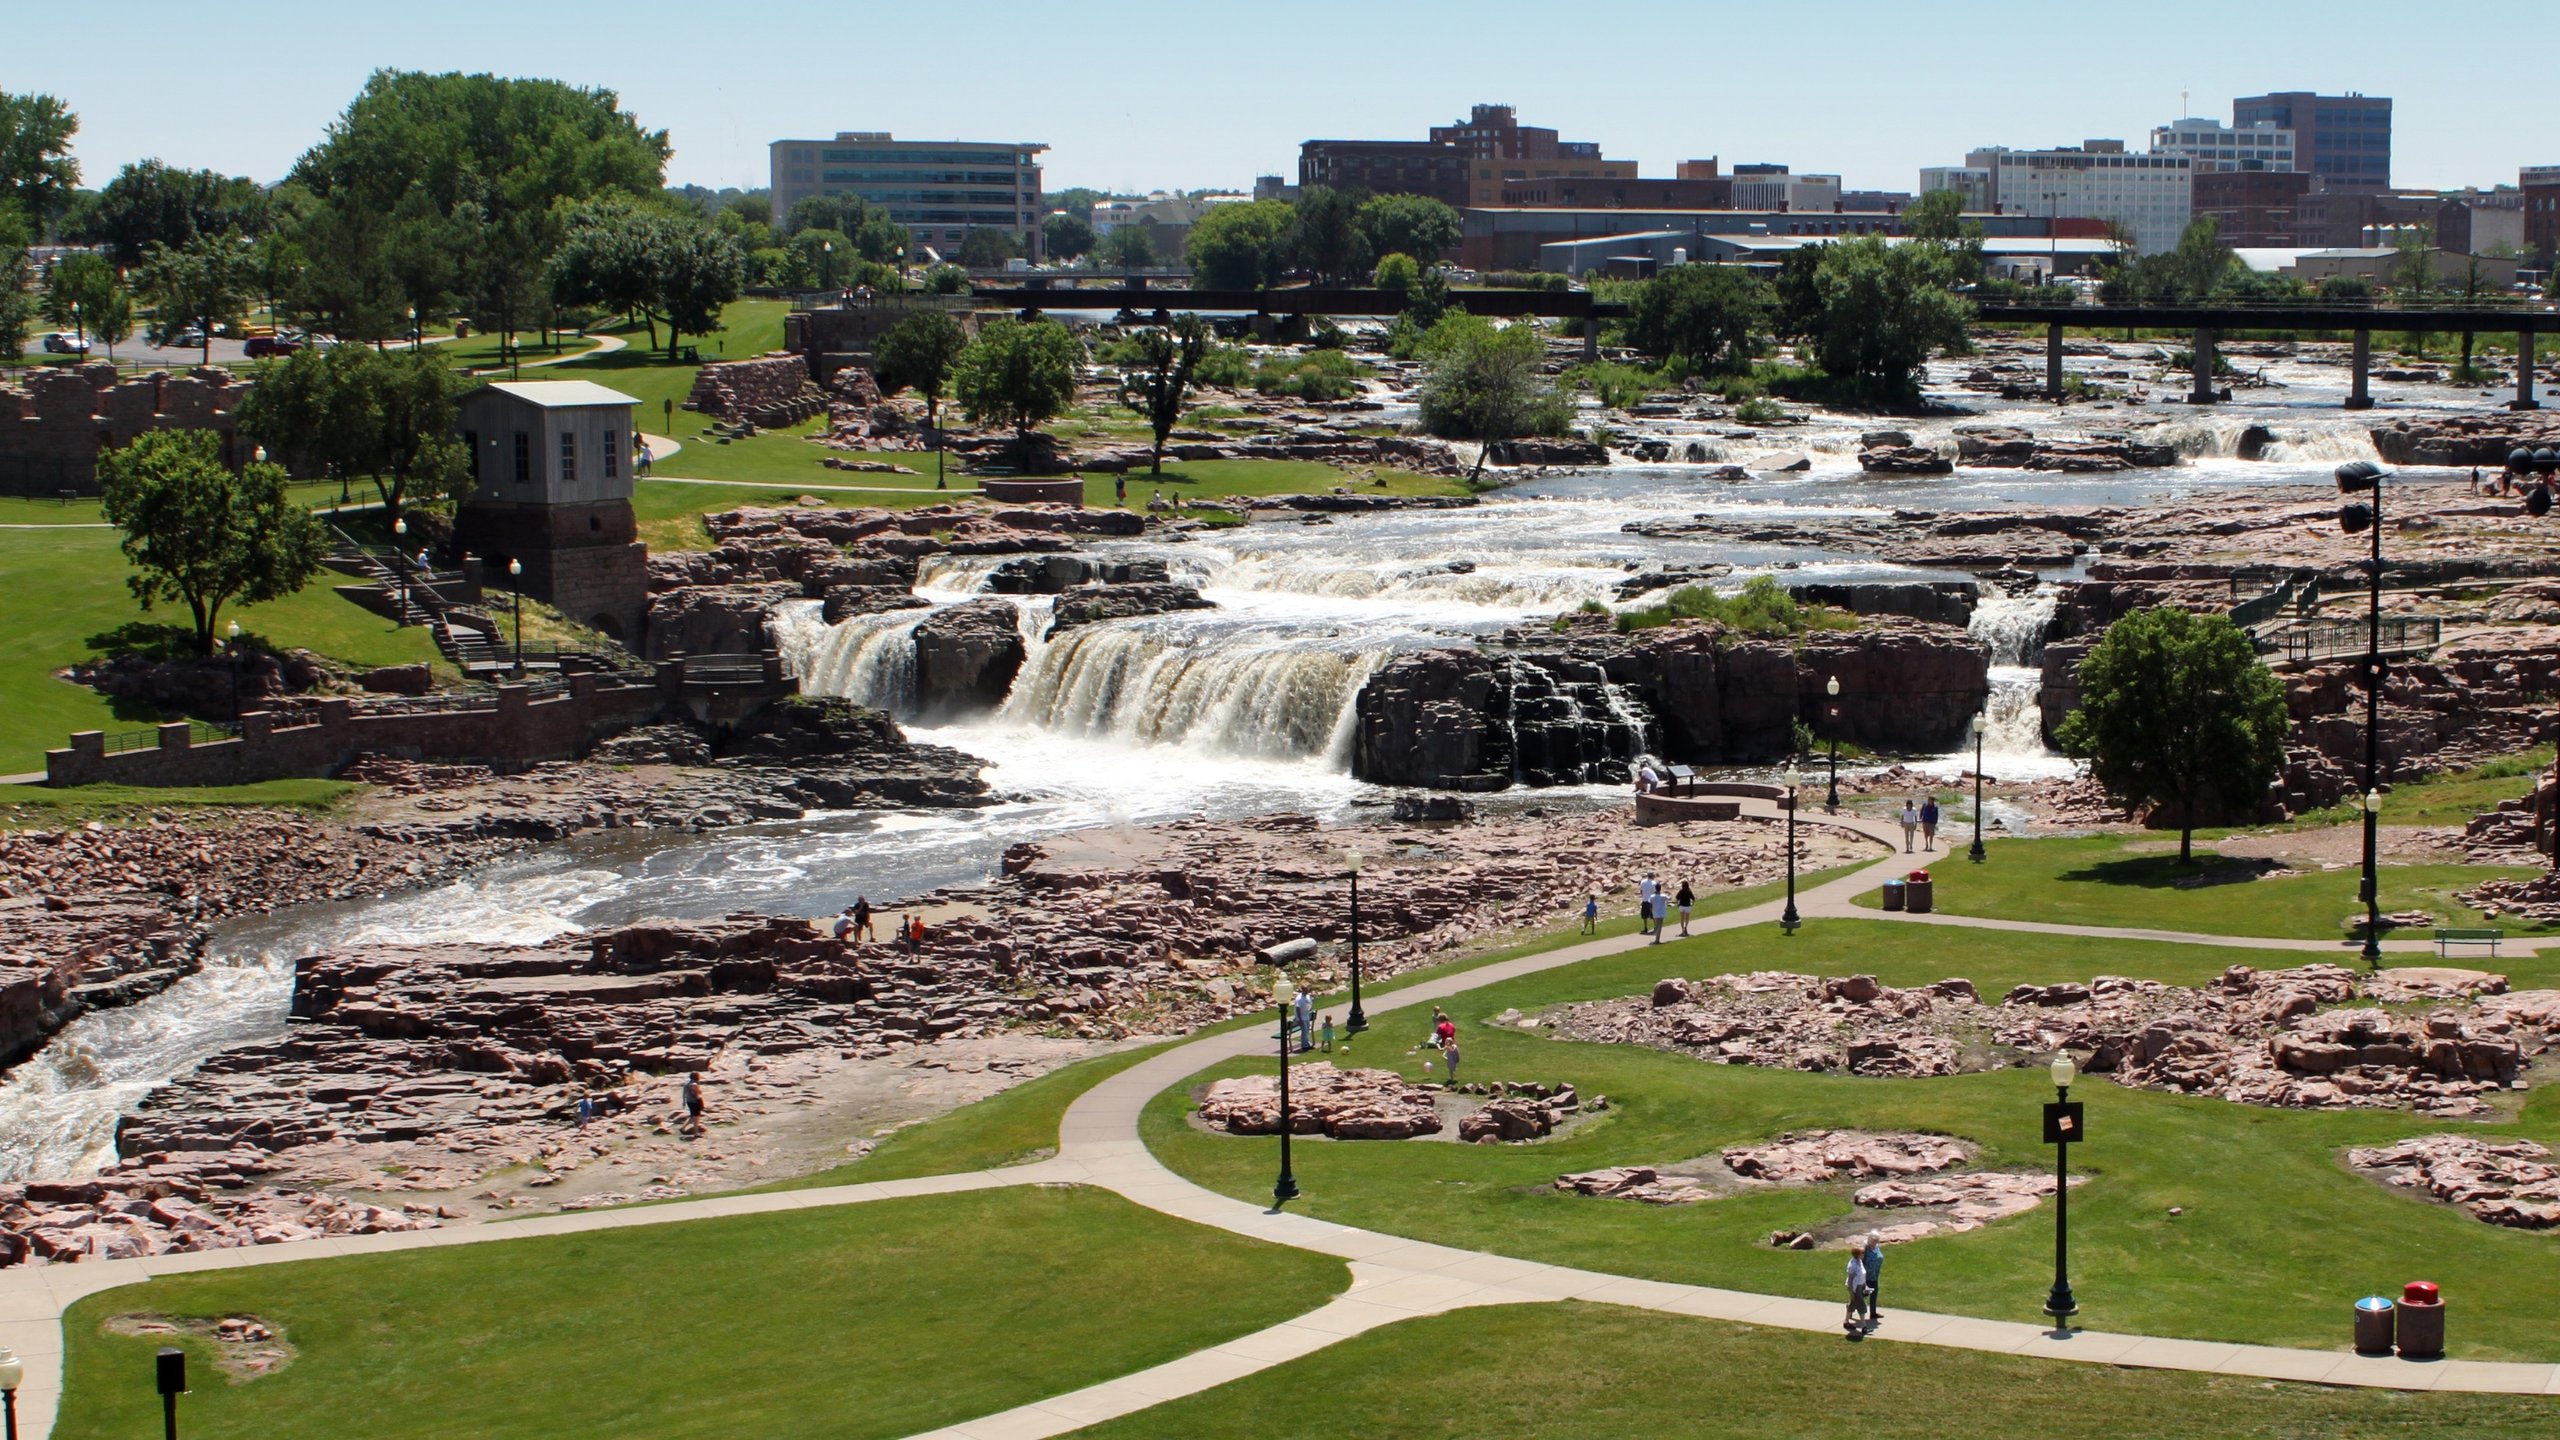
[683, 353, 821, 426]
[0, 365, 250, 494]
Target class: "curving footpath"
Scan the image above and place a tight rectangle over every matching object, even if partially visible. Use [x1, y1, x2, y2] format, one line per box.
[2, 803, 2551, 1438]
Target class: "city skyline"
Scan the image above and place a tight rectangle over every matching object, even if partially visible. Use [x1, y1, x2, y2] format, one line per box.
[3, 0, 2548, 201]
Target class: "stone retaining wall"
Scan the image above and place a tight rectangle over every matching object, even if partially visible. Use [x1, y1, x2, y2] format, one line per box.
[0, 365, 250, 494]
[683, 353, 821, 426]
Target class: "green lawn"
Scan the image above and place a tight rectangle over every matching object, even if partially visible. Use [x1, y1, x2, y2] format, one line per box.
[1076, 1302, 2557, 1440]
[2283, 748, 2555, 831]
[0, 778, 358, 828]
[55, 1186, 1347, 1440]
[1854, 835, 2556, 939]
[0, 526, 439, 774]
[1144, 918, 2560, 1359]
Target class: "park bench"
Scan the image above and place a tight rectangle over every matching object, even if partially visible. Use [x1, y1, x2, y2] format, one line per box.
[2433, 927, 2505, 958]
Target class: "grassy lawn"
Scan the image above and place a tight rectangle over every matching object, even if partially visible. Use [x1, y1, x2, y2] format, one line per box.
[1852, 835, 2557, 939]
[1143, 917, 2560, 1359]
[1076, 1302, 2556, 1440]
[55, 1186, 1347, 1440]
[0, 526, 440, 774]
[0, 778, 358, 828]
[2283, 747, 2555, 831]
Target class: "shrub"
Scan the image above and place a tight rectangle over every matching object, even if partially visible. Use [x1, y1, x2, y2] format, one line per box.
[1613, 575, 1852, 635]
[1251, 347, 1364, 401]
[1193, 343, 1253, 389]
[1734, 396, 1787, 424]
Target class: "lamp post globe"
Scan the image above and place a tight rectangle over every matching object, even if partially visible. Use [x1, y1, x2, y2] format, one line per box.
[226, 620, 243, 723]
[1824, 675, 1843, 812]
[2045, 1049, 2079, 1323]
[1968, 712, 1989, 863]
[1780, 764, 1804, 934]
[508, 557, 526, 676]
[0, 1341, 22, 1440]
[1344, 846, 1368, 1035]
[1271, 976, 1300, 1205]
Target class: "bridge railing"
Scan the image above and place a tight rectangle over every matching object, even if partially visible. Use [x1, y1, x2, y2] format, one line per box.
[2276, 616, 2443, 665]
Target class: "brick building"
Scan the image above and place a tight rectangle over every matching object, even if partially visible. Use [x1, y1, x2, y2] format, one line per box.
[2233, 92, 2391, 190]
[1300, 104, 1641, 210]
[2193, 169, 2312, 246]
[0, 365, 250, 496]
[448, 381, 647, 643]
[2528, 166, 2560, 261]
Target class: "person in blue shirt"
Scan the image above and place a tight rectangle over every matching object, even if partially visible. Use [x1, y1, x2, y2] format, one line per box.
[1861, 1234, 1886, 1323]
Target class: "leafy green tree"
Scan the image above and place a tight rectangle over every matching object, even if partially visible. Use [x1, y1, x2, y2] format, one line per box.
[137, 230, 253, 364]
[1290, 185, 1369, 285]
[285, 199, 405, 344]
[1626, 264, 1772, 372]
[1094, 224, 1155, 269]
[97, 430, 325, 657]
[1807, 235, 1973, 405]
[954, 317, 1083, 443]
[653, 216, 746, 359]
[0, 91, 80, 234]
[1416, 315, 1571, 479]
[2168, 217, 2237, 299]
[786, 194, 873, 237]
[1372, 253, 1422, 290]
[2318, 274, 2374, 302]
[82, 160, 273, 265]
[851, 211, 909, 266]
[1043, 187, 1105, 224]
[548, 196, 671, 342]
[1043, 212, 1096, 262]
[1355, 193, 1462, 263]
[959, 228, 1021, 268]
[921, 263, 971, 294]
[2053, 606, 2288, 862]
[1770, 245, 1825, 341]
[1116, 313, 1211, 475]
[1405, 265, 1451, 328]
[873, 310, 969, 431]
[789, 227, 852, 289]
[726, 193, 774, 229]
[0, 201, 32, 360]
[1903, 188, 1986, 284]
[2389, 222, 2436, 297]
[1187, 199, 1296, 289]
[41, 251, 121, 349]
[235, 345, 471, 530]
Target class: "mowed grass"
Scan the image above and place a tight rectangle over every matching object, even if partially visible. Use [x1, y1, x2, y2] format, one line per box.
[0, 778, 358, 829]
[55, 1186, 1347, 1440]
[2282, 747, 2556, 831]
[1145, 917, 2560, 1359]
[1075, 1302, 2558, 1440]
[1853, 833, 2558, 939]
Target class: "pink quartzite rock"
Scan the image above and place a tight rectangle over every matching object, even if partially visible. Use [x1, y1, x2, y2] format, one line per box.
[1198, 1065, 1443, 1139]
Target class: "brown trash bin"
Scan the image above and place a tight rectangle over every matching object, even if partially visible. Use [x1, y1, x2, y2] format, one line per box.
[1904, 869, 1934, 914]
[2396, 1281, 2444, 1359]
[2353, 1296, 2395, 1355]
[1881, 880, 1907, 912]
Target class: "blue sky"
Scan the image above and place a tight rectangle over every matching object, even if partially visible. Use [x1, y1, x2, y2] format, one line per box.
[5, 0, 2545, 196]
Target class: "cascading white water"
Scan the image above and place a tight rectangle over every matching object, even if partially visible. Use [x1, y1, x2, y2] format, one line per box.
[1937, 586, 2074, 779]
[913, 554, 1013, 598]
[2147, 414, 2384, 465]
[774, 604, 927, 712]
[999, 619, 1386, 764]
[1970, 587, 2059, 668]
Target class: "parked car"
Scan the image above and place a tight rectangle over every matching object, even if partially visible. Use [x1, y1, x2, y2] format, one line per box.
[41, 331, 90, 355]
[243, 335, 299, 358]
[165, 328, 207, 349]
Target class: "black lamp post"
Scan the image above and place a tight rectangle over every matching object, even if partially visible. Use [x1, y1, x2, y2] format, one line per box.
[0, 1342, 23, 1440]
[1824, 675, 1842, 813]
[157, 1345, 186, 1440]
[1780, 761, 1803, 934]
[1272, 975, 1300, 1205]
[2044, 1051, 2081, 1326]
[2336, 459, 2389, 967]
[1344, 846, 1368, 1035]
[392, 514, 410, 623]
[508, 556, 525, 676]
[821, 237, 836, 292]
[225, 619, 243, 722]
[2520, 449, 2559, 873]
[1969, 712, 1989, 864]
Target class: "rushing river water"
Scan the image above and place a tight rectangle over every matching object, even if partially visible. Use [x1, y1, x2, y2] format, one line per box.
[0, 340, 2465, 1179]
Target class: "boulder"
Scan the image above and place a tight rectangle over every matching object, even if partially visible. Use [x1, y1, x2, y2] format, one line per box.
[357, 663, 433, 696]
[1857, 446, 1953, 475]
[1045, 583, 1216, 636]
[911, 600, 1026, 713]
[1485, 436, 1609, 467]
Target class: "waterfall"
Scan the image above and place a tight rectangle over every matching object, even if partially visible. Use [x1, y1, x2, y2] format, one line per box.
[999, 620, 1386, 764]
[1968, 587, 2059, 668]
[913, 554, 1012, 598]
[2148, 414, 2384, 464]
[1957, 586, 2068, 775]
[773, 603, 929, 713]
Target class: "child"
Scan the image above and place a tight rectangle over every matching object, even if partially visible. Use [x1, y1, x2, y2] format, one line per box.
[1582, 892, 1599, 934]
[1320, 1014, 1335, 1053]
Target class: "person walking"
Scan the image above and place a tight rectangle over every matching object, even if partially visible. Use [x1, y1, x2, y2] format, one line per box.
[1900, 799, 1920, 853]
[1115, 473, 1128, 507]
[1639, 874, 1660, 934]
[681, 1075, 704, 1131]
[1440, 1038, 1461, 1087]
[1861, 1234, 1887, 1323]
[576, 1095, 595, 1128]
[1845, 1243, 1872, 1332]
[1320, 1014, 1335, 1053]
[1294, 985, 1316, 1053]
[852, 896, 875, 942]
[1919, 796, 1941, 852]
[1649, 889, 1668, 944]
[1675, 880, 1694, 936]
[1581, 892, 1599, 935]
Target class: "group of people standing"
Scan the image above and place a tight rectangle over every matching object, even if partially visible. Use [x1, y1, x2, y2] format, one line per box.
[833, 898, 931, 950]
[1897, 797, 1942, 854]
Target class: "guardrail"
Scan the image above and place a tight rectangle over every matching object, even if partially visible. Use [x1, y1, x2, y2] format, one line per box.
[99, 719, 239, 754]
[2276, 616, 2444, 665]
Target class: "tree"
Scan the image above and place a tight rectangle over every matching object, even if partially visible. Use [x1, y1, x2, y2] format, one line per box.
[921, 263, 970, 295]
[1044, 187, 1104, 224]
[1769, 245, 1825, 340]
[234, 344, 471, 529]
[2053, 606, 2288, 862]
[82, 160, 273, 265]
[1405, 265, 1451, 329]
[42, 251, 121, 349]
[1355, 193, 1461, 264]
[1904, 188, 1987, 285]
[1372, 253, 1422, 290]
[953, 317, 1083, 444]
[1043, 212, 1096, 262]
[548, 196, 671, 344]
[1094, 224, 1155, 269]
[651, 216, 746, 359]
[1807, 235, 1973, 405]
[1186, 199, 1295, 289]
[0, 201, 32, 360]
[959, 228, 1020, 268]
[1116, 313, 1211, 475]
[873, 311, 969, 429]
[1415, 316, 1571, 480]
[789, 227, 851, 289]
[136, 230, 252, 365]
[97, 430, 325, 657]
[850, 210, 909, 266]
[1626, 264, 1772, 372]
[0, 91, 80, 234]
[2165, 217, 2237, 300]
[1290, 185, 1369, 285]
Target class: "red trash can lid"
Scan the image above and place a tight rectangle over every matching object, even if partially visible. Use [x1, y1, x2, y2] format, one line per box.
[2403, 1281, 2440, 1305]
[1909, 869, 1931, 882]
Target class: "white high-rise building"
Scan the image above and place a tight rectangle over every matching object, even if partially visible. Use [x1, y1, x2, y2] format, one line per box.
[2149, 118, 2296, 174]
[1966, 141, 2193, 254]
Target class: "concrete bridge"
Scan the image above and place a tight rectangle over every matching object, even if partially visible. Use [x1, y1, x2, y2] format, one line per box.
[1975, 301, 2560, 410]
[966, 285, 1627, 358]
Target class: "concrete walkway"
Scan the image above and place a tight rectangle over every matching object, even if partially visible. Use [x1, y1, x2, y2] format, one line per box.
[4, 804, 2551, 1437]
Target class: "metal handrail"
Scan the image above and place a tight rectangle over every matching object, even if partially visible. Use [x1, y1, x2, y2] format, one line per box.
[2277, 616, 2443, 665]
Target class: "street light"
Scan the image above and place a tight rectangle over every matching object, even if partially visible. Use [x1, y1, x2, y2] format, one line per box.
[392, 515, 411, 624]
[1969, 713, 1989, 863]
[1780, 763, 1803, 934]
[1271, 975, 1300, 1206]
[2336, 459, 2390, 967]
[1344, 847, 1368, 1035]
[226, 619, 243, 722]
[0, 1342, 23, 1440]
[2044, 1051, 2081, 1325]
[822, 237, 835, 292]
[508, 557, 525, 676]
[1824, 675, 1842, 813]
[407, 305, 418, 351]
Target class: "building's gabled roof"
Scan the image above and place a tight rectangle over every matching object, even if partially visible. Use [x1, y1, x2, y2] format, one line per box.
[470, 380, 640, 409]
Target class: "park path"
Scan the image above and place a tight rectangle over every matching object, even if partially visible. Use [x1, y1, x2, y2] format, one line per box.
[3, 803, 2551, 1438]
